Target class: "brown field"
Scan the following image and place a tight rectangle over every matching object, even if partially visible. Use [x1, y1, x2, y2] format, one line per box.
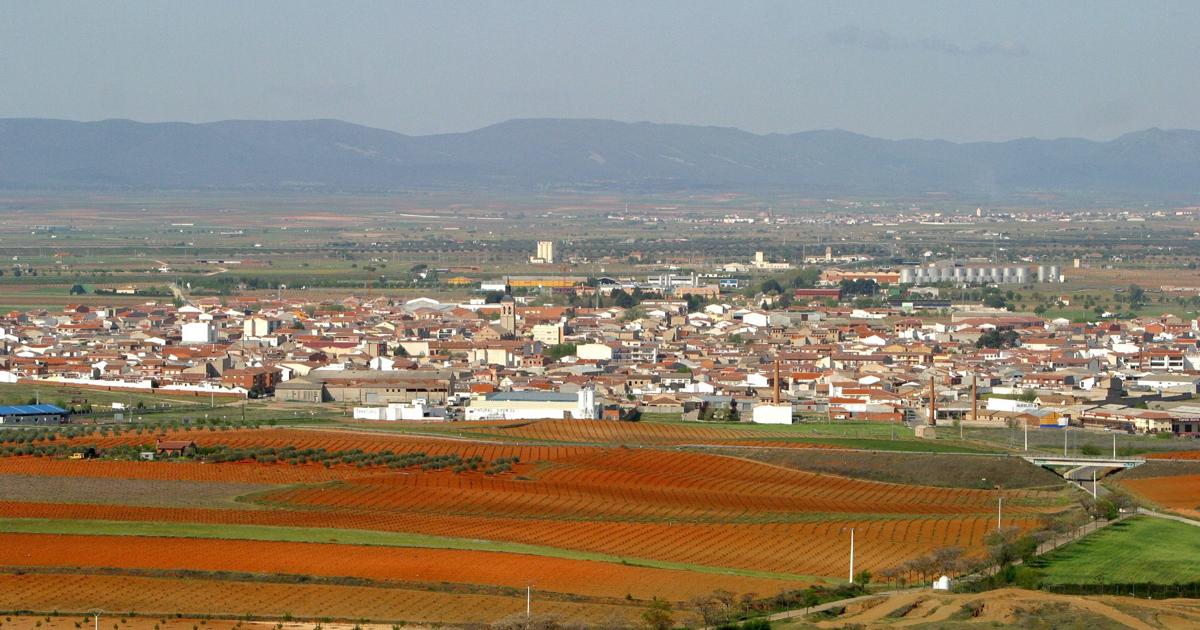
[0, 533, 793, 603]
[1067, 266, 1200, 290]
[1148, 450, 1200, 461]
[794, 587, 1200, 629]
[0, 573, 638, 626]
[1119, 474, 1200, 520]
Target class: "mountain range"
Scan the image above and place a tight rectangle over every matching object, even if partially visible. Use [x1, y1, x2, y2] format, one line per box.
[2, 117, 1199, 198]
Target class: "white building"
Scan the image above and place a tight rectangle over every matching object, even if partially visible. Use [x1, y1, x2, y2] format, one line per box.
[532, 240, 555, 264]
[244, 317, 279, 339]
[465, 389, 599, 420]
[181, 321, 217, 344]
[751, 404, 793, 424]
[576, 343, 614, 361]
[353, 402, 445, 421]
[750, 251, 792, 271]
[531, 323, 564, 346]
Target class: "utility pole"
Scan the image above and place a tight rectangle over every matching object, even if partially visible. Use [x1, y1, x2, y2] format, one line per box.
[997, 494, 1004, 530]
[1024, 418, 1028, 452]
[846, 527, 856, 583]
[1092, 469, 1097, 499]
[526, 585, 532, 619]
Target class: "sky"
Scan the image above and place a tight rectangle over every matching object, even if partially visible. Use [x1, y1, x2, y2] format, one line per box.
[1, 1, 1198, 141]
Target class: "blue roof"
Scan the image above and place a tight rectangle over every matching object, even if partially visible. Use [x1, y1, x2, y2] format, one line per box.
[0, 404, 68, 415]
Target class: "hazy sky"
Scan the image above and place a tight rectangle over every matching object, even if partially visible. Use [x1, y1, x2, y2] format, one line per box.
[2, 1, 1198, 141]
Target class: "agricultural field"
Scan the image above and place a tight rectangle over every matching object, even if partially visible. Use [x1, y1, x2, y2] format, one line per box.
[355, 417, 999, 453]
[723, 450, 1065, 490]
[1117, 472, 1200, 520]
[1027, 517, 1200, 587]
[0, 423, 1079, 625]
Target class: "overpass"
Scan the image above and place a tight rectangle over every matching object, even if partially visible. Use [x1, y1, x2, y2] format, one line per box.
[1022, 455, 1145, 469]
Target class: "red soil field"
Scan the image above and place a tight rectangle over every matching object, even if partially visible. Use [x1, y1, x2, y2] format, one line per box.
[0, 500, 1038, 577]
[0, 573, 639, 625]
[1148, 450, 1200, 461]
[59, 427, 588, 461]
[0, 533, 794, 601]
[0, 427, 1059, 578]
[259, 446, 1052, 519]
[1119, 474, 1200, 519]
[0, 456, 406, 484]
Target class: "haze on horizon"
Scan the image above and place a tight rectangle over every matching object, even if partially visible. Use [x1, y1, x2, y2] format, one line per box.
[1, 1, 1198, 142]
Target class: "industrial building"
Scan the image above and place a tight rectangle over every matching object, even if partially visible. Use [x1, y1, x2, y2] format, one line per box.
[465, 389, 599, 420]
[899, 264, 1061, 286]
[274, 370, 453, 404]
[531, 240, 555, 264]
[0, 404, 69, 425]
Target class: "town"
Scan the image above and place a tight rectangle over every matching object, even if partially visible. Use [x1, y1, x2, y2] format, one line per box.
[3, 237, 1198, 444]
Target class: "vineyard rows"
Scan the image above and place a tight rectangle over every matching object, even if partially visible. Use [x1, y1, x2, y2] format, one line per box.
[0, 532, 789, 601]
[0, 573, 636, 624]
[0, 500, 1038, 577]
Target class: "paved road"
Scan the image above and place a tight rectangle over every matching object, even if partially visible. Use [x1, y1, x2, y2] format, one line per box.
[1065, 465, 1114, 498]
[1137, 507, 1200, 527]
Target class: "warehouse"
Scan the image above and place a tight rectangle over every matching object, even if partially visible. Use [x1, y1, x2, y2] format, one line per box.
[0, 404, 69, 425]
[466, 389, 599, 421]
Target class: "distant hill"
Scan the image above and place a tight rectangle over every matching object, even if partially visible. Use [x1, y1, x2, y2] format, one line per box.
[2, 117, 1199, 197]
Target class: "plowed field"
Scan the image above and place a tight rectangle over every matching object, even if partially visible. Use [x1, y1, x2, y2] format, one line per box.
[1119, 474, 1200, 519]
[0, 532, 791, 601]
[0, 573, 639, 625]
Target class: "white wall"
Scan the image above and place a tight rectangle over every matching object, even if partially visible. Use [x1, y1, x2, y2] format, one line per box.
[752, 404, 793, 424]
[181, 322, 216, 344]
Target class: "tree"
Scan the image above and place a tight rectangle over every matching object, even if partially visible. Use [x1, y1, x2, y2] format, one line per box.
[544, 343, 577, 361]
[759, 278, 784, 295]
[789, 267, 821, 289]
[975, 329, 1020, 349]
[1128, 284, 1147, 308]
[840, 278, 878, 296]
[611, 289, 636, 309]
[640, 597, 673, 630]
[68, 284, 87, 295]
[983, 293, 1008, 309]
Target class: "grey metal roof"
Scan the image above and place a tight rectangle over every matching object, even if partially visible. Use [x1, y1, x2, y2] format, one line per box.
[0, 404, 68, 415]
[487, 391, 577, 403]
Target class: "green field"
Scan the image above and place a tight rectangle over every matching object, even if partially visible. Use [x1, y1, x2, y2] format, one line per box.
[1030, 517, 1200, 585]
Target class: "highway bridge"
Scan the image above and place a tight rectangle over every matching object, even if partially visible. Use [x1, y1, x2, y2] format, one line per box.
[1021, 455, 1145, 469]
